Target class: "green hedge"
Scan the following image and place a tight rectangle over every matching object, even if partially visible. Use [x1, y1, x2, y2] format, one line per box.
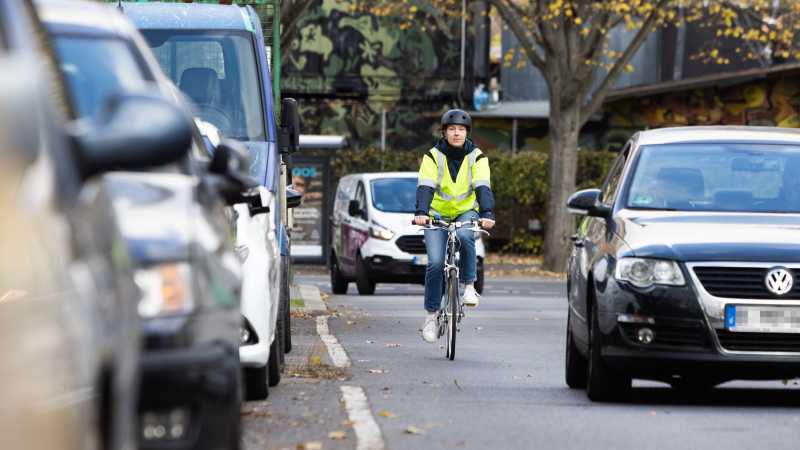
[323, 147, 617, 254]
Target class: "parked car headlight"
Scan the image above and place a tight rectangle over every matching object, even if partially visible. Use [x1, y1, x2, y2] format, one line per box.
[135, 263, 194, 318]
[369, 223, 394, 240]
[614, 258, 685, 288]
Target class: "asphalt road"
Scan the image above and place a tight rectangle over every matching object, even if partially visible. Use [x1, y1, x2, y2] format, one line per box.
[245, 274, 800, 450]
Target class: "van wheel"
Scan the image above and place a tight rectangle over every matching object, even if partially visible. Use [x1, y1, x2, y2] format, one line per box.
[281, 261, 292, 354]
[267, 332, 282, 387]
[330, 255, 349, 294]
[356, 255, 375, 295]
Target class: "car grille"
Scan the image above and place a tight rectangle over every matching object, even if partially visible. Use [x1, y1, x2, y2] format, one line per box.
[716, 330, 800, 352]
[396, 235, 426, 254]
[619, 319, 711, 350]
[692, 266, 800, 299]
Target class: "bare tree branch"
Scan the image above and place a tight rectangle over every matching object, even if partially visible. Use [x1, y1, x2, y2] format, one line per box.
[579, 0, 668, 126]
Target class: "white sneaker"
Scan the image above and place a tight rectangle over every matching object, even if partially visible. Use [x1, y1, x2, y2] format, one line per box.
[462, 284, 480, 307]
[421, 313, 438, 343]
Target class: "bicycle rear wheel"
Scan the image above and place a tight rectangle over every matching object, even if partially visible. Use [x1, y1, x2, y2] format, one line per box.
[445, 268, 458, 360]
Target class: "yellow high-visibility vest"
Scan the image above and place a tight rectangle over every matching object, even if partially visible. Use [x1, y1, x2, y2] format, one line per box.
[418, 147, 491, 219]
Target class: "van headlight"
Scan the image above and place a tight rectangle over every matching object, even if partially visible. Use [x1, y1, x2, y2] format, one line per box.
[369, 223, 394, 240]
[614, 258, 685, 288]
[135, 263, 194, 317]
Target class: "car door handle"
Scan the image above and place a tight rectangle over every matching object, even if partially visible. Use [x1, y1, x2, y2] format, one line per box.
[570, 234, 584, 248]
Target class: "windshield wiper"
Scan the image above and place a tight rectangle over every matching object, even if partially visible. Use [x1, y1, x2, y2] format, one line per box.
[627, 206, 679, 211]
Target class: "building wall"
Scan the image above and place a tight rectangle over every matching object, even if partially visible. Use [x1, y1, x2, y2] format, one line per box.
[604, 75, 800, 146]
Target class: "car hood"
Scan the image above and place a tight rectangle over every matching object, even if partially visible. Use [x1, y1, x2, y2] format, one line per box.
[618, 210, 800, 262]
[370, 209, 419, 237]
[105, 172, 221, 265]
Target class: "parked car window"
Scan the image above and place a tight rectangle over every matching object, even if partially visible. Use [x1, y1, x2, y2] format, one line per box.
[142, 30, 265, 142]
[355, 182, 367, 218]
[52, 36, 149, 119]
[600, 153, 626, 205]
[627, 143, 800, 212]
[371, 178, 417, 213]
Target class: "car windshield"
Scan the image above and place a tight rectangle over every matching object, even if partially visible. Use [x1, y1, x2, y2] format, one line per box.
[627, 143, 800, 213]
[53, 36, 149, 119]
[371, 178, 417, 213]
[142, 30, 265, 141]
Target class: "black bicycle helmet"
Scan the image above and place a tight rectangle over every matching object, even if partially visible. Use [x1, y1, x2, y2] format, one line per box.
[441, 108, 472, 131]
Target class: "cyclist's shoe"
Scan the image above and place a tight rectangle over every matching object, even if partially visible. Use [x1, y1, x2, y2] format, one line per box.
[462, 285, 480, 307]
[422, 313, 438, 343]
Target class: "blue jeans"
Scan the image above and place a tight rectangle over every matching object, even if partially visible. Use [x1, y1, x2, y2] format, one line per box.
[423, 210, 479, 313]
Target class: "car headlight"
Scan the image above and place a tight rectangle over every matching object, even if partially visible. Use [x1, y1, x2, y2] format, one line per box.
[135, 263, 194, 318]
[369, 223, 394, 240]
[614, 258, 685, 288]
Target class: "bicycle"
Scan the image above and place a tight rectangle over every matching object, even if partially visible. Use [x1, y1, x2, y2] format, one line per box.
[416, 218, 489, 360]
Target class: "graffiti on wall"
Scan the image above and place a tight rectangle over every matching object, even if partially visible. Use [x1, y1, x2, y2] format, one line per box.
[606, 77, 800, 133]
[283, 0, 474, 150]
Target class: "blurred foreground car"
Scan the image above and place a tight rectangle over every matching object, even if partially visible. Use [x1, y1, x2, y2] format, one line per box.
[566, 126, 800, 402]
[38, 0, 249, 448]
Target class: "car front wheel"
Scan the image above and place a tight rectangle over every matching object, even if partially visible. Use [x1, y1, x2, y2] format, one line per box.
[565, 308, 588, 389]
[586, 304, 631, 402]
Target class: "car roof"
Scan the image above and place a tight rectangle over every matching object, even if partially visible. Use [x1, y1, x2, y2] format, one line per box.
[121, 2, 253, 31]
[36, 0, 137, 38]
[636, 126, 800, 147]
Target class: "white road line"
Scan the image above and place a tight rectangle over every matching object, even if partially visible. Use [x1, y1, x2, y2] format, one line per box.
[316, 315, 351, 368]
[340, 386, 385, 450]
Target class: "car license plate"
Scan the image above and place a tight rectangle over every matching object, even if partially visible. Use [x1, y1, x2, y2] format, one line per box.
[725, 305, 800, 333]
[412, 255, 428, 266]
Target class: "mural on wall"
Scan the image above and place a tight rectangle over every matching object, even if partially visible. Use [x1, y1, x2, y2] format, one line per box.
[605, 76, 800, 138]
[283, 0, 475, 150]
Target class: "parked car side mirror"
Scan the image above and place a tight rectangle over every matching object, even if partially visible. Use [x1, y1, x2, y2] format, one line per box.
[567, 188, 611, 219]
[286, 187, 303, 209]
[70, 94, 191, 180]
[209, 139, 259, 204]
[348, 199, 364, 219]
[278, 98, 300, 155]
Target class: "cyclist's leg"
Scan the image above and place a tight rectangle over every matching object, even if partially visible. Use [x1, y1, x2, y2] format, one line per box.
[455, 211, 479, 284]
[423, 228, 447, 313]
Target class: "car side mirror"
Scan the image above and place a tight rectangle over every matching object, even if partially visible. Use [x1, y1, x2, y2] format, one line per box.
[348, 199, 363, 218]
[209, 139, 259, 204]
[286, 187, 302, 209]
[567, 188, 611, 219]
[70, 94, 191, 180]
[278, 98, 300, 155]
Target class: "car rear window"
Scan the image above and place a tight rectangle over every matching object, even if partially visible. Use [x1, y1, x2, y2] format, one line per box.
[627, 143, 800, 213]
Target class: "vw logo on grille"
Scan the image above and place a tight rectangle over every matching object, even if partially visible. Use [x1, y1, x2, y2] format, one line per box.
[765, 267, 794, 296]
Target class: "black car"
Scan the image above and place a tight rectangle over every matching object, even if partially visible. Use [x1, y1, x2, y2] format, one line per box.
[38, 0, 254, 448]
[565, 126, 800, 402]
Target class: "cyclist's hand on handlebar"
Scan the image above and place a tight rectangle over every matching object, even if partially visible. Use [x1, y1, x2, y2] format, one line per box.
[479, 218, 496, 230]
[413, 215, 430, 226]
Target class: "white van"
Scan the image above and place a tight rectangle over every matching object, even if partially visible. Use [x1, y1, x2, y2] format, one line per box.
[330, 172, 485, 295]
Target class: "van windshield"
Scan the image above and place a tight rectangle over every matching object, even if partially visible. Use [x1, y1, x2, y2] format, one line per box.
[141, 30, 265, 141]
[371, 178, 417, 213]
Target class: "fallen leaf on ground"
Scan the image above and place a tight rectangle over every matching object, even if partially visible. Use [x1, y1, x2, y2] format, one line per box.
[368, 369, 386, 374]
[346, 320, 355, 325]
[308, 355, 322, 366]
[329, 431, 347, 440]
[648, 411, 657, 417]
[366, 340, 375, 344]
[454, 379, 463, 391]
[385, 343, 401, 347]
[378, 410, 396, 418]
[474, 326, 483, 331]
[404, 426, 425, 435]
[298, 442, 323, 450]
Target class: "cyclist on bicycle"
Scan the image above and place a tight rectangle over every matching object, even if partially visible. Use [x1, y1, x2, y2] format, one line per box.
[414, 109, 496, 343]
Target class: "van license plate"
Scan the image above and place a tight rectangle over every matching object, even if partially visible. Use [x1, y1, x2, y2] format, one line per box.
[412, 255, 428, 266]
[725, 305, 800, 333]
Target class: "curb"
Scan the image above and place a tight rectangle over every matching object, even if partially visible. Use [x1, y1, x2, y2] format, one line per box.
[290, 283, 328, 314]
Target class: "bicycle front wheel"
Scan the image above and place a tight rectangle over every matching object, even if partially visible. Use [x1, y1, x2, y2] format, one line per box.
[445, 268, 458, 360]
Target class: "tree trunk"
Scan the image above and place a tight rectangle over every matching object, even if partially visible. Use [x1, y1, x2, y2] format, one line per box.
[542, 101, 580, 272]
